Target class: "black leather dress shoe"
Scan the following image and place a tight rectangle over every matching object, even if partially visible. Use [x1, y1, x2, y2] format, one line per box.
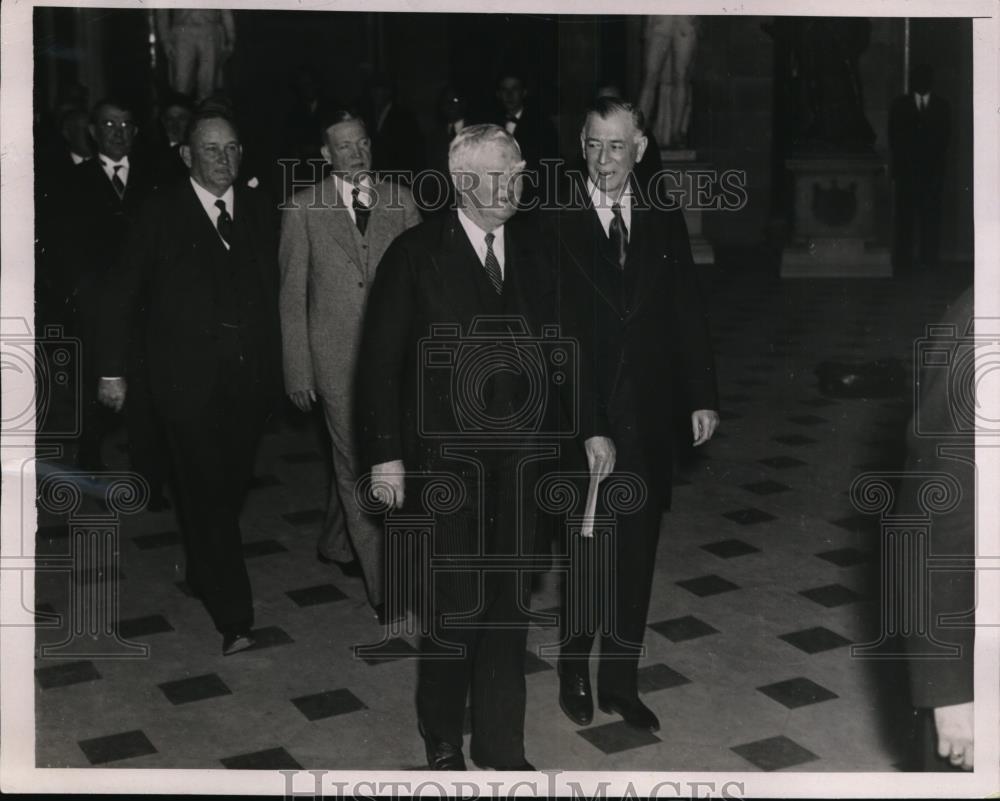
[316, 551, 362, 578]
[597, 693, 659, 732]
[418, 721, 466, 770]
[557, 662, 593, 725]
[222, 631, 256, 656]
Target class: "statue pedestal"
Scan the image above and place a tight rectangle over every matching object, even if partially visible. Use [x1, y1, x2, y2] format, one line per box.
[660, 149, 714, 265]
[781, 156, 891, 278]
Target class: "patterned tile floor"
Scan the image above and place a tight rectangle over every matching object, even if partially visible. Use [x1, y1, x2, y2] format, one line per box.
[31, 263, 973, 772]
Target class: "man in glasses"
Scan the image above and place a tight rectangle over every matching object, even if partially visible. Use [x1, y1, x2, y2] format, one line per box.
[61, 99, 156, 479]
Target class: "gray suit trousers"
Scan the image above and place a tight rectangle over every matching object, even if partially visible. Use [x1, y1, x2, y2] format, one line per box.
[319, 395, 384, 606]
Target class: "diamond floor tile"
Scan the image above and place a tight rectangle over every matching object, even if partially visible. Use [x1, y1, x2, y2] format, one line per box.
[700, 539, 760, 558]
[220, 746, 302, 770]
[577, 721, 661, 755]
[285, 583, 348, 607]
[722, 508, 777, 525]
[291, 688, 367, 721]
[779, 626, 852, 654]
[159, 673, 232, 705]
[757, 677, 839, 709]
[648, 616, 720, 642]
[731, 735, 819, 771]
[78, 730, 156, 765]
[798, 584, 864, 608]
[36, 660, 101, 690]
[676, 575, 741, 597]
[637, 663, 690, 693]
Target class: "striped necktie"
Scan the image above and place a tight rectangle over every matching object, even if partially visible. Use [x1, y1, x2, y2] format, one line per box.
[483, 232, 503, 294]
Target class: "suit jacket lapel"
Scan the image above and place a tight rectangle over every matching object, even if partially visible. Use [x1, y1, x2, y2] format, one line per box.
[430, 212, 488, 328]
[181, 179, 229, 255]
[320, 177, 363, 272]
[558, 200, 621, 316]
[624, 175, 666, 324]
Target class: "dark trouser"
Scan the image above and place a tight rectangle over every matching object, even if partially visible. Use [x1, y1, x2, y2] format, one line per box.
[75, 299, 117, 469]
[125, 356, 169, 500]
[559, 408, 664, 699]
[161, 355, 265, 635]
[416, 455, 536, 767]
[893, 174, 944, 273]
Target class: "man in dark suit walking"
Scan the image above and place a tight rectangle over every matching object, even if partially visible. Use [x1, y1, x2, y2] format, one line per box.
[888, 63, 951, 273]
[62, 99, 154, 473]
[357, 124, 581, 770]
[97, 111, 282, 655]
[551, 97, 719, 732]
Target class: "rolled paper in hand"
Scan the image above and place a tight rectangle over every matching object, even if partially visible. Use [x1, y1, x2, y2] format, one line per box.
[579, 472, 600, 538]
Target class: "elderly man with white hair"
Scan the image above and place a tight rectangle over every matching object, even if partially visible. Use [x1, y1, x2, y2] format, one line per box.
[357, 124, 584, 770]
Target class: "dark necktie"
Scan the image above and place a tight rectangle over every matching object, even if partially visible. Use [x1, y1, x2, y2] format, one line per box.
[352, 186, 370, 236]
[111, 165, 125, 199]
[609, 202, 628, 270]
[484, 232, 503, 295]
[214, 199, 233, 247]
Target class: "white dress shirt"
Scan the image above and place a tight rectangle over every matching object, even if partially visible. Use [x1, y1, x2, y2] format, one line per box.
[504, 108, 523, 135]
[100, 154, 129, 188]
[190, 177, 235, 249]
[457, 208, 505, 279]
[70, 151, 89, 166]
[332, 174, 374, 226]
[915, 92, 931, 111]
[588, 178, 632, 240]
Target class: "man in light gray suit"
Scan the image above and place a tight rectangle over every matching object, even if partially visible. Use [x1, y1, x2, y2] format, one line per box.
[279, 107, 421, 622]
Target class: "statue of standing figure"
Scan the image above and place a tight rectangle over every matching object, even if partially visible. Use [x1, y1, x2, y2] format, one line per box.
[156, 9, 236, 103]
[637, 15, 699, 150]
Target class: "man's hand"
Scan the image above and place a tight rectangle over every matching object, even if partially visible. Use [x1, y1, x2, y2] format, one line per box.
[691, 409, 720, 447]
[584, 436, 616, 484]
[288, 389, 316, 412]
[934, 701, 974, 770]
[98, 377, 127, 412]
[371, 459, 405, 510]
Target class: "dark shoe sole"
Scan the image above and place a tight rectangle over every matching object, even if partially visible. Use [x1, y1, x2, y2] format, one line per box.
[597, 699, 660, 732]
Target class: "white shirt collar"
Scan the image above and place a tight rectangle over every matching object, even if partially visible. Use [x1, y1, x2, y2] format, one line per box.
[189, 177, 235, 247]
[588, 177, 632, 239]
[457, 208, 505, 277]
[70, 152, 88, 165]
[99, 154, 130, 185]
[332, 173, 374, 224]
[915, 92, 930, 108]
[100, 154, 129, 170]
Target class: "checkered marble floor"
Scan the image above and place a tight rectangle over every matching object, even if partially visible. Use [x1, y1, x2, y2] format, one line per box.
[32, 262, 973, 772]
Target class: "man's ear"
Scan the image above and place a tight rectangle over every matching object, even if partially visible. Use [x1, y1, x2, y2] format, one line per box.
[179, 145, 193, 170]
[320, 144, 331, 165]
[635, 134, 648, 164]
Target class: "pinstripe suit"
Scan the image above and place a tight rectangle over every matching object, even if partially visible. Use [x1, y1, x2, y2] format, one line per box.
[279, 176, 420, 606]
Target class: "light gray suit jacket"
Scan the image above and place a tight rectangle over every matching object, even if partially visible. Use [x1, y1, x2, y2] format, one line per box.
[278, 176, 421, 415]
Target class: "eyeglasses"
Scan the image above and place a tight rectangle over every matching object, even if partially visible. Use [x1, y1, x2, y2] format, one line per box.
[98, 120, 136, 132]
